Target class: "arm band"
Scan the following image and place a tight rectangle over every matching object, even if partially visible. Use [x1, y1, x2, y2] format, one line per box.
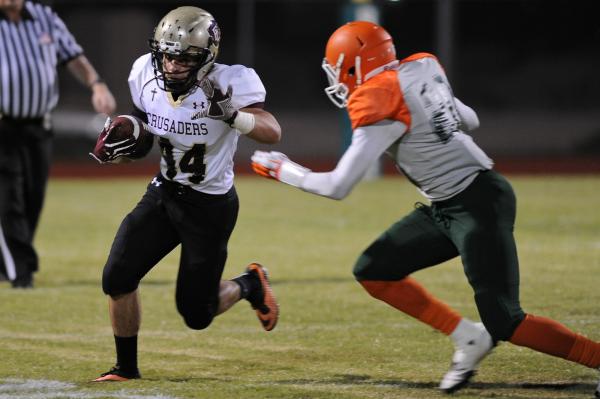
[278, 160, 310, 188]
[89, 77, 105, 89]
[231, 111, 255, 134]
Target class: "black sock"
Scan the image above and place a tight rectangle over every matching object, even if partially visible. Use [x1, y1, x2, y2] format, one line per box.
[114, 335, 138, 372]
[232, 273, 260, 300]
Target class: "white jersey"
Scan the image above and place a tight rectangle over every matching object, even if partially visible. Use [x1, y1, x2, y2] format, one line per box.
[300, 53, 492, 201]
[128, 54, 266, 194]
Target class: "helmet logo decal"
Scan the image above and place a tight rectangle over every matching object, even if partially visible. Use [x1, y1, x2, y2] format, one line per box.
[207, 19, 221, 47]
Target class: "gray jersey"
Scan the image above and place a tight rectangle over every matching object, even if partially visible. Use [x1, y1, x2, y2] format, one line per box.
[300, 53, 492, 202]
[390, 54, 492, 200]
[345, 53, 492, 201]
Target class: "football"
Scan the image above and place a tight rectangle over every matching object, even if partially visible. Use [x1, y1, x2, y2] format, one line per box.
[91, 115, 154, 163]
[109, 115, 148, 142]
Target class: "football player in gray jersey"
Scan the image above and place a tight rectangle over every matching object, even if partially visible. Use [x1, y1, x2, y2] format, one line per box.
[91, 6, 281, 381]
[252, 21, 600, 395]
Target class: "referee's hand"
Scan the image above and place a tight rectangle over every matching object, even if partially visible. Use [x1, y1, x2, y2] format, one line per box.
[91, 82, 116, 115]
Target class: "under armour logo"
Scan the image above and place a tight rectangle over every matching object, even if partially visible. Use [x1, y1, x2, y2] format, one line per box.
[151, 177, 162, 187]
[193, 101, 205, 110]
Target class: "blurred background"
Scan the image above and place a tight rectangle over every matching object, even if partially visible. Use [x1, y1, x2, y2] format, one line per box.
[48, 0, 600, 175]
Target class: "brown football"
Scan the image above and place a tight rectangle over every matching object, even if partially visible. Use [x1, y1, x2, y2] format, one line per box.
[108, 115, 148, 142]
[107, 115, 154, 159]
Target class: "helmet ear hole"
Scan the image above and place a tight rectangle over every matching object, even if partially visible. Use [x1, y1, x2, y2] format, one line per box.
[347, 66, 355, 76]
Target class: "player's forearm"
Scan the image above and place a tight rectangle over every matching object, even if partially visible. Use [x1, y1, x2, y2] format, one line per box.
[244, 109, 281, 144]
[300, 140, 377, 200]
[301, 170, 357, 200]
[300, 121, 406, 200]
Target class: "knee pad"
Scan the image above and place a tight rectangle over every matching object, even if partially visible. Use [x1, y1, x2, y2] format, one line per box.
[102, 261, 139, 297]
[353, 253, 372, 281]
[353, 253, 412, 282]
[474, 290, 525, 341]
[181, 312, 214, 330]
[177, 302, 217, 331]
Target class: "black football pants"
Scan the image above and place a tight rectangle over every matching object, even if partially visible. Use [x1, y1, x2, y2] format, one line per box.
[102, 174, 239, 330]
[0, 119, 51, 281]
[353, 170, 525, 341]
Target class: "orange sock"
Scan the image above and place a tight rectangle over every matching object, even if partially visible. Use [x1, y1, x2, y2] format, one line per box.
[360, 277, 461, 335]
[509, 314, 600, 368]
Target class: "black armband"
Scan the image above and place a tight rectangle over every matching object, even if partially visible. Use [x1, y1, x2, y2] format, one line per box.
[89, 77, 105, 89]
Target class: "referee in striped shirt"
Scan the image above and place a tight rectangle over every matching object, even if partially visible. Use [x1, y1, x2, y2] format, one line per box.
[0, 0, 116, 288]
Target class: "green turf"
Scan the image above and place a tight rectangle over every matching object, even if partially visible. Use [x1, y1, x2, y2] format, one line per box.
[1, 175, 599, 399]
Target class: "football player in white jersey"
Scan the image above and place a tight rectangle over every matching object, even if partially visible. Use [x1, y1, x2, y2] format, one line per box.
[91, 6, 281, 381]
[252, 21, 600, 395]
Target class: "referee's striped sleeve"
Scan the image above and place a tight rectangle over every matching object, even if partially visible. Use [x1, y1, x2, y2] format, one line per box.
[30, 2, 83, 64]
[50, 9, 83, 63]
[0, 2, 86, 118]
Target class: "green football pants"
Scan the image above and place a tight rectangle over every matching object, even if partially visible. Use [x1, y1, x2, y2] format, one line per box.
[353, 170, 525, 341]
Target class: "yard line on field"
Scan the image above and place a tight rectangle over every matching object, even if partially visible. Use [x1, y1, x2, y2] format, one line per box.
[0, 331, 102, 341]
[0, 394, 179, 399]
[0, 379, 74, 392]
[0, 379, 180, 399]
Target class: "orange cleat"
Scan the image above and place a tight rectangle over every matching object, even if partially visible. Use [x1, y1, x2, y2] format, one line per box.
[93, 366, 140, 382]
[245, 263, 279, 331]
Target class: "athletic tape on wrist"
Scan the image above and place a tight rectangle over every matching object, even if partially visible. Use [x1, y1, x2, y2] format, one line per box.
[232, 111, 255, 134]
[278, 160, 310, 188]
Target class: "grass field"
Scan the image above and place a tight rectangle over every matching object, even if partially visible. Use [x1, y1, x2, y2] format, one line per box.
[1, 174, 599, 399]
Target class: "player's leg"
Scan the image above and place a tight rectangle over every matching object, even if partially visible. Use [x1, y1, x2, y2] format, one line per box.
[173, 186, 240, 330]
[354, 204, 463, 333]
[94, 182, 180, 381]
[353, 204, 493, 392]
[172, 186, 279, 331]
[510, 314, 600, 368]
[450, 171, 600, 392]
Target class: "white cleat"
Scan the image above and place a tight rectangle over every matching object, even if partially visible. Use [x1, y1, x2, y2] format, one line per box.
[439, 320, 494, 394]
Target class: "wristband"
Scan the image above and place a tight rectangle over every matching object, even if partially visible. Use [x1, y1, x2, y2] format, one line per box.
[231, 111, 255, 134]
[89, 78, 105, 89]
[278, 160, 310, 188]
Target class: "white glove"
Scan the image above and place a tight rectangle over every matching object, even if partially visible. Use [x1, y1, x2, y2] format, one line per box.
[251, 150, 310, 188]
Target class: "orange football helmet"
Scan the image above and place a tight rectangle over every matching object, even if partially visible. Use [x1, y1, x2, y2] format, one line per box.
[322, 21, 398, 108]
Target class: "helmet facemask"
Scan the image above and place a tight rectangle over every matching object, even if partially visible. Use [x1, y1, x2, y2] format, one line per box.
[149, 40, 212, 93]
[149, 6, 220, 94]
[322, 54, 350, 109]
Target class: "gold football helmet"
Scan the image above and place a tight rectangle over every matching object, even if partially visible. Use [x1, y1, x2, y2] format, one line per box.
[149, 6, 220, 92]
